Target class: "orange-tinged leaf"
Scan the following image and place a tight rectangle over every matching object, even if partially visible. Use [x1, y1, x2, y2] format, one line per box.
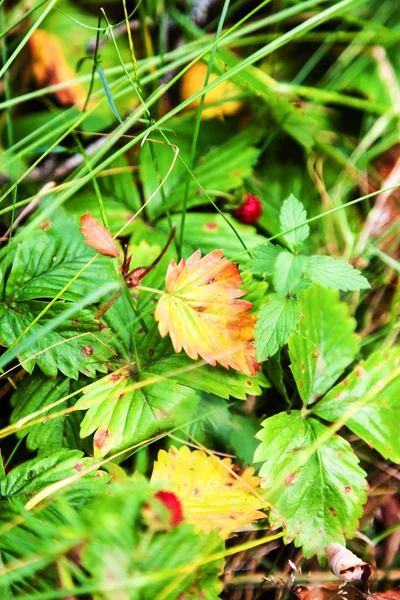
[181, 62, 242, 119]
[155, 249, 259, 376]
[29, 29, 86, 106]
[151, 445, 266, 537]
[79, 212, 120, 258]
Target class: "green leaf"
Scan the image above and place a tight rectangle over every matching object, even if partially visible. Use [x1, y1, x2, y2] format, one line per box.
[288, 286, 359, 406]
[0, 450, 107, 498]
[273, 251, 311, 296]
[4, 219, 114, 302]
[152, 355, 269, 400]
[141, 128, 260, 219]
[96, 64, 123, 124]
[185, 396, 263, 466]
[137, 526, 224, 600]
[76, 365, 200, 457]
[247, 243, 284, 275]
[239, 270, 269, 312]
[306, 255, 370, 291]
[279, 195, 310, 252]
[157, 212, 265, 261]
[10, 372, 85, 453]
[255, 294, 302, 361]
[214, 49, 318, 149]
[228, 413, 261, 465]
[254, 412, 367, 558]
[313, 347, 400, 462]
[247, 163, 317, 238]
[0, 301, 114, 378]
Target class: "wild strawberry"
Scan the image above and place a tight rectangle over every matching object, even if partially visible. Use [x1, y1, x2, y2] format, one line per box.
[234, 193, 263, 224]
[154, 490, 183, 527]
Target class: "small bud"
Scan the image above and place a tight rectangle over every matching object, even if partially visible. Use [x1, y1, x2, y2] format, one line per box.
[234, 193, 263, 224]
[79, 212, 120, 257]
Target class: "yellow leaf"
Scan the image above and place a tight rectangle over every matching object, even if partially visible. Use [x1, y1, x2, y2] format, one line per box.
[155, 249, 259, 376]
[181, 61, 242, 119]
[29, 29, 86, 106]
[151, 445, 266, 537]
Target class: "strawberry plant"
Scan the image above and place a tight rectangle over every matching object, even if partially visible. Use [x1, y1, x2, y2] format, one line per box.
[0, 0, 399, 598]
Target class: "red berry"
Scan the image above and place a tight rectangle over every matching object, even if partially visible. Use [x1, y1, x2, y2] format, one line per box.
[234, 193, 263, 224]
[154, 490, 183, 527]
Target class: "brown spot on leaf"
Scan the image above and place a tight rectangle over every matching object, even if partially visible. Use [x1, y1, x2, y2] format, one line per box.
[342, 377, 349, 386]
[344, 485, 351, 493]
[148, 348, 155, 356]
[300, 380, 304, 389]
[153, 408, 169, 419]
[301, 363, 305, 373]
[312, 348, 320, 359]
[40, 219, 51, 230]
[72, 318, 78, 325]
[285, 473, 297, 486]
[74, 462, 83, 472]
[329, 507, 337, 517]
[355, 364, 367, 378]
[110, 373, 123, 382]
[94, 428, 109, 450]
[98, 322, 107, 331]
[82, 345, 94, 356]
[204, 222, 218, 232]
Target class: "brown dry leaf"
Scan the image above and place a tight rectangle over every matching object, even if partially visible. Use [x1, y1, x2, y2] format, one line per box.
[151, 445, 266, 538]
[325, 543, 372, 584]
[295, 585, 400, 600]
[181, 61, 242, 119]
[79, 212, 120, 257]
[155, 249, 259, 376]
[371, 590, 400, 600]
[295, 583, 361, 600]
[29, 29, 86, 105]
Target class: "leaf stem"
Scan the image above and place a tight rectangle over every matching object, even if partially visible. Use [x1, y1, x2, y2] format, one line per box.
[135, 285, 165, 296]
